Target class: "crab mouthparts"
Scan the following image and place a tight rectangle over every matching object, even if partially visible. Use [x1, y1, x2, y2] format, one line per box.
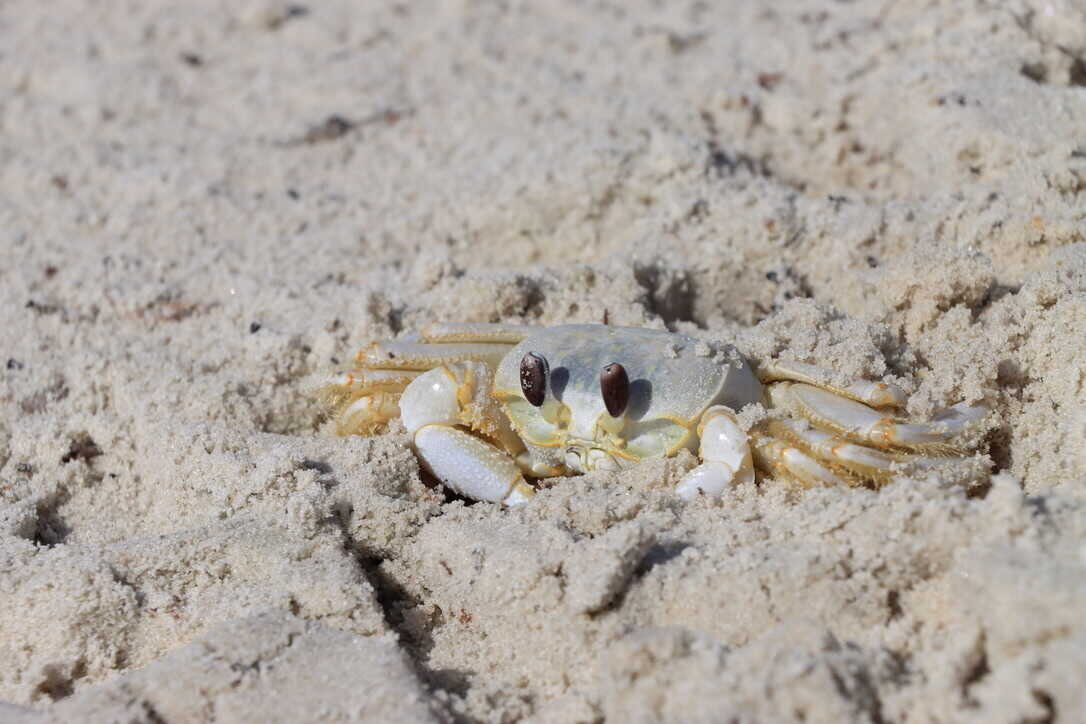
[564, 444, 622, 473]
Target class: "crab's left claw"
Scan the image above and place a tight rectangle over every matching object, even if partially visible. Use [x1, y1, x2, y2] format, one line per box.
[675, 406, 754, 499]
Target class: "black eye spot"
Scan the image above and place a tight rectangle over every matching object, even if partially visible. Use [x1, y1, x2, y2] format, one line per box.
[600, 362, 630, 417]
[520, 352, 549, 407]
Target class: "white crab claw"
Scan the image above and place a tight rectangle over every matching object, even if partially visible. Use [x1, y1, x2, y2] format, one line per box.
[399, 365, 534, 505]
[675, 461, 736, 499]
[399, 367, 462, 434]
[415, 425, 534, 504]
[676, 406, 754, 499]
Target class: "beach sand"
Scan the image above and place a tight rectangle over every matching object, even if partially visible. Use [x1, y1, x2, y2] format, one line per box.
[1, 1, 1084, 721]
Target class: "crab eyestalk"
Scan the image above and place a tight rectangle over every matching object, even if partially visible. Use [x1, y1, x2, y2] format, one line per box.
[598, 362, 629, 435]
[520, 352, 565, 425]
[519, 352, 548, 406]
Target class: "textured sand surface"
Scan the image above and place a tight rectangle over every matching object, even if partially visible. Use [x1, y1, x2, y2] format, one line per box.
[2, 1, 1085, 722]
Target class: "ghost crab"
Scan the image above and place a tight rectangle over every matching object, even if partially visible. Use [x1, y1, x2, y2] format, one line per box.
[319, 323, 987, 504]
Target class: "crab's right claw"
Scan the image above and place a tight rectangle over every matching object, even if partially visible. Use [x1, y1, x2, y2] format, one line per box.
[401, 364, 535, 505]
[414, 425, 534, 504]
[676, 406, 754, 499]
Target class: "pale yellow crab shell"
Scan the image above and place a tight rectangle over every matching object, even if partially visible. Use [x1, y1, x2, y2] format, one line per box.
[492, 325, 763, 466]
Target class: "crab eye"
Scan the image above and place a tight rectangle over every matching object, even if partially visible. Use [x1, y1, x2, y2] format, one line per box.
[520, 352, 549, 407]
[600, 362, 629, 417]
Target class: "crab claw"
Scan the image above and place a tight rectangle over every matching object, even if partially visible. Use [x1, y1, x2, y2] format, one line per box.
[400, 364, 535, 505]
[414, 426, 534, 504]
[675, 406, 754, 499]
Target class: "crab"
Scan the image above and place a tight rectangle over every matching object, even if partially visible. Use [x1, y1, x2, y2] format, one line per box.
[319, 323, 987, 504]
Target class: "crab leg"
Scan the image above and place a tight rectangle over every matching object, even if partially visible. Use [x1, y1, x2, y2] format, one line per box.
[766, 417, 990, 486]
[768, 382, 987, 450]
[417, 322, 538, 344]
[759, 360, 907, 408]
[316, 369, 418, 435]
[750, 435, 846, 488]
[322, 324, 536, 436]
[765, 418, 895, 485]
[328, 369, 423, 394]
[332, 392, 402, 435]
[400, 362, 534, 505]
[675, 406, 755, 499]
[357, 341, 514, 370]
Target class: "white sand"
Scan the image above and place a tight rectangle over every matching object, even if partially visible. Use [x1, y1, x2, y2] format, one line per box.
[1, 1, 1084, 721]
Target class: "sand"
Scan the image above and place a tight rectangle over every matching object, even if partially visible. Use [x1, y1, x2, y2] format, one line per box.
[1, 0, 1084, 721]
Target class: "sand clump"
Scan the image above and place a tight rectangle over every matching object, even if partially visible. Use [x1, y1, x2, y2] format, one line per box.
[2, 0, 1085, 721]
